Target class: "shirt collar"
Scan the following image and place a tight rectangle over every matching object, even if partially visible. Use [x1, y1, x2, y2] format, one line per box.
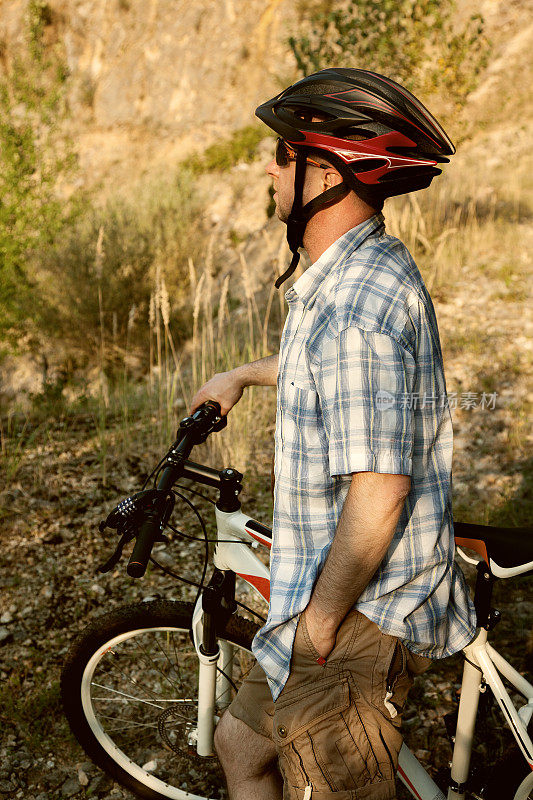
[285, 213, 385, 308]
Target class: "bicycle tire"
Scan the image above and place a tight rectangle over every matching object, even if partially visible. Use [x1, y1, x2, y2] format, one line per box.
[61, 599, 259, 800]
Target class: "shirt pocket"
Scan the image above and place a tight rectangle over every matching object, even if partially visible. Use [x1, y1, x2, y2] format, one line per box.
[279, 351, 320, 450]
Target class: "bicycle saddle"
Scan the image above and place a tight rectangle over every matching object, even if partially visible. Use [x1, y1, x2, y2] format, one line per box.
[454, 521, 533, 578]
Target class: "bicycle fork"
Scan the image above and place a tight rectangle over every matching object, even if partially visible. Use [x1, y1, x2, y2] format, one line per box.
[191, 569, 238, 756]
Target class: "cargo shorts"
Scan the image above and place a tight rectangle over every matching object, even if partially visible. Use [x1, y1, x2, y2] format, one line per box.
[228, 609, 431, 799]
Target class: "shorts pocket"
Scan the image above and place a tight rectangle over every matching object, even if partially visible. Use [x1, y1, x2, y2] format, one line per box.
[383, 640, 411, 720]
[273, 674, 387, 794]
[293, 613, 333, 664]
[292, 612, 353, 668]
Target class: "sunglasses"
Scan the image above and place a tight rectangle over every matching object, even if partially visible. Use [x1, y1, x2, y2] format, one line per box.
[275, 138, 329, 169]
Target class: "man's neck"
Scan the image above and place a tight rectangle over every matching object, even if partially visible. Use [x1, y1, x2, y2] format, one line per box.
[302, 199, 376, 264]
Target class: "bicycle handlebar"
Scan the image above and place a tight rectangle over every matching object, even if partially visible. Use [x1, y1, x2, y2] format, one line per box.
[127, 512, 162, 578]
[121, 400, 225, 578]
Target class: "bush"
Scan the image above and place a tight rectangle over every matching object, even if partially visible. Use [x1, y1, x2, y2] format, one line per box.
[188, 125, 266, 174]
[0, 0, 71, 347]
[288, 0, 490, 110]
[37, 171, 203, 367]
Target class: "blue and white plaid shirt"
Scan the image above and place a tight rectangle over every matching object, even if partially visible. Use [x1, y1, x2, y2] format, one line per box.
[252, 213, 477, 701]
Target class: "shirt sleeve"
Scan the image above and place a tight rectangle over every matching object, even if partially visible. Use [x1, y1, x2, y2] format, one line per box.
[317, 326, 415, 478]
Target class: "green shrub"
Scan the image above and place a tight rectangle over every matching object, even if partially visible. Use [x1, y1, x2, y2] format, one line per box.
[188, 125, 266, 174]
[0, 2, 72, 347]
[288, 0, 490, 109]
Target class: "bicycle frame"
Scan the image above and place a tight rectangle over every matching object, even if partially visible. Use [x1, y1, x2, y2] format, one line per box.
[188, 505, 533, 800]
[444, 631, 533, 800]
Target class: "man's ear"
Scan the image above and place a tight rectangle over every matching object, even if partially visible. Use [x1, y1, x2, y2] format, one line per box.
[323, 168, 342, 188]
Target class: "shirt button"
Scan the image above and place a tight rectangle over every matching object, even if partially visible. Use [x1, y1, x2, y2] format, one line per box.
[277, 725, 287, 738]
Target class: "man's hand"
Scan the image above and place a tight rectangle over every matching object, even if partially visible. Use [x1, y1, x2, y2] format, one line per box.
[302, 605, 337, 661]
[190, 354, 279, 417]
[190, 369, 244, 417]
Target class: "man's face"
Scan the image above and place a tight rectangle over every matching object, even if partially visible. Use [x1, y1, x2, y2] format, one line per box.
[265, 154, 295, 223]
[265, 146, 332, 224]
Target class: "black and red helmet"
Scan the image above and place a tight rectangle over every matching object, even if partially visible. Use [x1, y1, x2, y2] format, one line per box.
[256, 69, 455, 287]
[256, 67, 454, 205]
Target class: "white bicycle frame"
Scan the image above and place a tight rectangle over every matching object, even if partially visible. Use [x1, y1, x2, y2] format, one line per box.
[190, 505, 533, 800]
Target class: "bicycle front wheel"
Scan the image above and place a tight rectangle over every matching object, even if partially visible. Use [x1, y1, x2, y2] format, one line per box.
[61, 600, 258, 800]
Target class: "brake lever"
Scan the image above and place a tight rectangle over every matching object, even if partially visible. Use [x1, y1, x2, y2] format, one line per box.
[97, 488, 171, 574]
[97, 528, 136, 574]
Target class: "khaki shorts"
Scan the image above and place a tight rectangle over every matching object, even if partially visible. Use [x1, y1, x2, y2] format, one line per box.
[228, 610, 431, 800]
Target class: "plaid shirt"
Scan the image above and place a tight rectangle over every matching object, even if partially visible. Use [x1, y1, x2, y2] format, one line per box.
[252, 213, 477, 701]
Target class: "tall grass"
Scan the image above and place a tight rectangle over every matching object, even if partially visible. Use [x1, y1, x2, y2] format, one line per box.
[146, 241, 284, 473]
[386, 168, 529, 294]
[84, 229, 286, 478]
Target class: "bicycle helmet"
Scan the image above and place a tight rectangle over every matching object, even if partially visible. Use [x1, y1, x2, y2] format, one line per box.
[256, 68, 455, 287]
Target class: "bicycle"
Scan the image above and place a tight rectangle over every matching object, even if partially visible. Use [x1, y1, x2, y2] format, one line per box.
[61, 401, 533, 800]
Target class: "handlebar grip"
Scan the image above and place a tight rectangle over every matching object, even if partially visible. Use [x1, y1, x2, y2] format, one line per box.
[204, 399, 221, 415]
[127, 513, 161, 578]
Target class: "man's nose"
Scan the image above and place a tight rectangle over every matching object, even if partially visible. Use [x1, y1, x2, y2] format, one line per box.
[265, 158, 279, 178]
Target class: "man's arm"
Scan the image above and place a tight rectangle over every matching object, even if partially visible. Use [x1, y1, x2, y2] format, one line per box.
[190, 354, 279, 416]
[304, 470, 411, 659]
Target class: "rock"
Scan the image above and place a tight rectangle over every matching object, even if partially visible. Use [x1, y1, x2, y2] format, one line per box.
[43, 531, 64, 545]
[61, 777, 81, 797]
[44, 768, 65, 790]
[87, 774, 113, 796]
[151, 549, 173, 567]
[0, 629, 13, 646]
[0, 780, 17, 794]
[0, 613, 13, 624]
[77, 768, 89, 787]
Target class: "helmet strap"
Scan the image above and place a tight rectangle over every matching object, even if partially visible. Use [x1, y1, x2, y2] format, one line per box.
[276, 150, 351, 289]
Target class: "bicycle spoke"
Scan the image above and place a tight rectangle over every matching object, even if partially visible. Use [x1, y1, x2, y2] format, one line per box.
[130, 636, 182, 695]
[95, 714, 160, 731]
[152, 632, 185, 692]
[103, 651, 165, 704]
[91, 682, 166, 708]
[92, 696, 196, 703]
[170, 631, 187, 693]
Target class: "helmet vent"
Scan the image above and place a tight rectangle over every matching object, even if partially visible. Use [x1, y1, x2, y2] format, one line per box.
[291, 83, 338, 96]
[351, 158, 388, 173]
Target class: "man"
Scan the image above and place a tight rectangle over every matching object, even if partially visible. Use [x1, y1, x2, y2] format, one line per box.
[191, 69, 477, 800]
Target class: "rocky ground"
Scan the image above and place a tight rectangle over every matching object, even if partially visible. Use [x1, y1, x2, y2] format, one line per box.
[0, 407, 531, 797]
